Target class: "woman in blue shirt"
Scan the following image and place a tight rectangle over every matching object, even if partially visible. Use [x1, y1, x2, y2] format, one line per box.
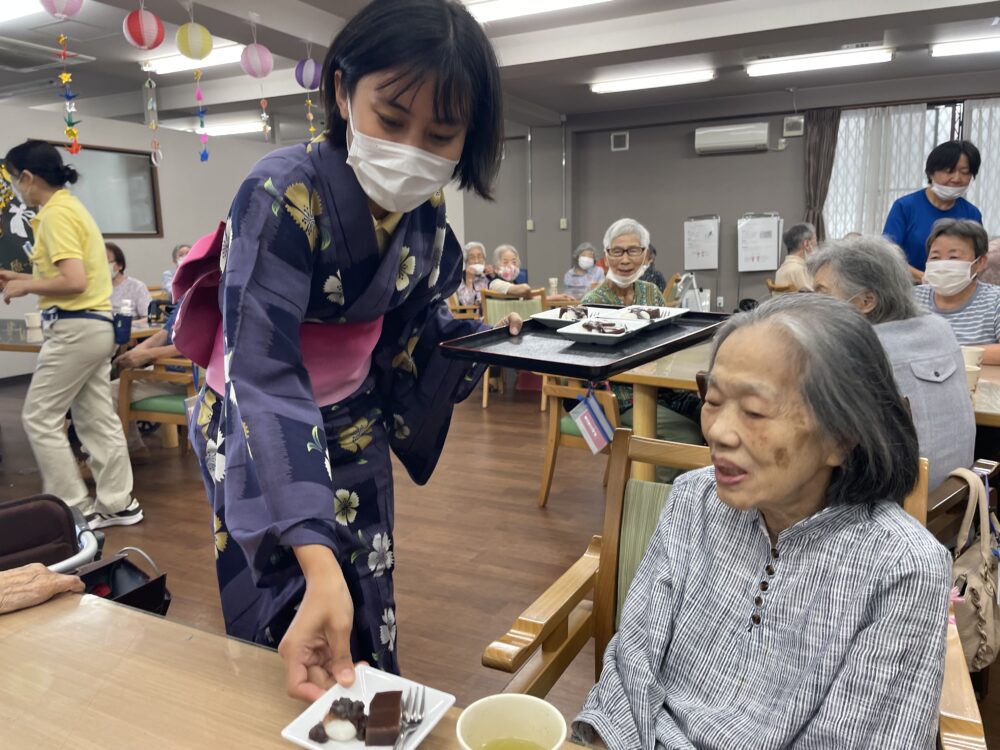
[883, 140, 982, 282]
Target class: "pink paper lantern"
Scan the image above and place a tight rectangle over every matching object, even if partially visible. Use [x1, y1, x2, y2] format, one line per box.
[295, 58, 322, 90]
[40, 0, 84, 19]
[240, 43, 273, 79]
[122, 8, 165, 51]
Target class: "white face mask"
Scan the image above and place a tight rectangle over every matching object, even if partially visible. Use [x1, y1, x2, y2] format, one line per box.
[11, 173, 27, 205]
[499, 264, 520, 281]
[929, 182, 969, 201]
[109, 263, 119, 279]
[468, 263, 485, 276]
[924, 259, 977, 296]
[577, 256, 594, 270]
[345, 98, 459, 214]
[606, 266, 645, 287]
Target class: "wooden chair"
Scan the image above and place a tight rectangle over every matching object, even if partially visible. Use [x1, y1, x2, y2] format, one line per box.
[484, 432, 987, 748]
[538, 379, 620, 508]
[663, 273, 682, 307]
[480, 288, 546, 409]
[117, 356, 196, 452]
[447, 293, 481, 320]
[766, 279, 796, 295]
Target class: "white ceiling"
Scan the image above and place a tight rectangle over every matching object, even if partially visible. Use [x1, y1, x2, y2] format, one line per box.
[0, 0, 997, 141]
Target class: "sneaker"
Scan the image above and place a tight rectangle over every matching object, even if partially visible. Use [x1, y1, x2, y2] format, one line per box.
[87, 498, 144, 529]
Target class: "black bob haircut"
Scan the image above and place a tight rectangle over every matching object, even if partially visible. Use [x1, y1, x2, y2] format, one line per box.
[105, 241, 127, 272]
[320, 0, 504, 201]
[925, 140, 981, 182]
[5, 140, 79, 187]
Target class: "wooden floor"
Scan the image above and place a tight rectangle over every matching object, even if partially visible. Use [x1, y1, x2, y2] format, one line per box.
[1, 375, 998, 745]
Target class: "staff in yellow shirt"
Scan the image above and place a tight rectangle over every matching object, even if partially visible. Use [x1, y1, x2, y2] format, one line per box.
[0, 140, 140, 529]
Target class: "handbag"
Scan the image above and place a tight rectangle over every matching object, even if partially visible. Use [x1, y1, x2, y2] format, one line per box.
[949, 467, 1000, 672]
[0, 494, 80, 570]
[76, 546, 171, 616]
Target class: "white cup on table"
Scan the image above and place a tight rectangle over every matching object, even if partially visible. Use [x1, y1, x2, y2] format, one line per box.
[23, 311, 41, 329]
[457, 694, 567, 750]
[966, 365, 982, 397]
[961, 346, 985, 368]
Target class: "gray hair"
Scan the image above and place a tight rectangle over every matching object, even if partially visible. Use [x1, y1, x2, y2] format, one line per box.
[806, 236, 919, 324]
[171, 243, 191, 263]
[603, 218, 650, 251]
[493, 244, 520, 266]
[709, 294, 918, 507]
[573, 242, 597, 264]
[463, 241, 486, 261]
[783, 222, 815, 253]
[926, 218, 989, 258]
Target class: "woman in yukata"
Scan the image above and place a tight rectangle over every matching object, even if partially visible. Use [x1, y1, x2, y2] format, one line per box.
[187, 0, 517, 702]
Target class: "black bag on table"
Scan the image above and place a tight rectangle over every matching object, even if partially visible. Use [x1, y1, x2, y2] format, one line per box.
[76, 547, 171, 616]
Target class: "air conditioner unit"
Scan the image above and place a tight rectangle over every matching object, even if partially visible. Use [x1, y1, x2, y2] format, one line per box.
[694, 122, 770, 155]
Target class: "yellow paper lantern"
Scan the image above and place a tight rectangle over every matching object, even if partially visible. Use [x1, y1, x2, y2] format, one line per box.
[176, 22, 213, 61]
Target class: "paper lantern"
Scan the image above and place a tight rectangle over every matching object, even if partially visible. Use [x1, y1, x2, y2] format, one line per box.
[295, 58, 322, 90]
[240, 43, 273, 79]
[41, 0, 84, 20]
[176, 22, 213, 61]
[123, 9, 164, 51]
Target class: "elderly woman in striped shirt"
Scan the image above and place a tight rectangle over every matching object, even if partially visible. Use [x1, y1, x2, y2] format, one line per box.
[574, 294, 951, 750]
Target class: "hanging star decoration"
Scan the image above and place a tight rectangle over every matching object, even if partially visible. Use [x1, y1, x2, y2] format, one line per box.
[56, 34, 81, 154]
[260, 97, 271, 140]
[144, 74, 163, 166]
[193, 68, 209, 162]
[305, 97, 316, 137]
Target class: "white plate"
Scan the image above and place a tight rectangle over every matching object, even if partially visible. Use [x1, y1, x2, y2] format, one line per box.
[281, 666, 455, 750]
[529, 306, 594, 329]
[590, 306, 688, 328]
[557, 318, 650, 345]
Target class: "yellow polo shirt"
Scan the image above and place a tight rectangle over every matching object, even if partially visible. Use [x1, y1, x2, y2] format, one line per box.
[28, 188, 111, 311]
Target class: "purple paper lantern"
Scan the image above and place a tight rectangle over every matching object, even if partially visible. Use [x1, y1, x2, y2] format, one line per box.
[295, 58, 322, 91]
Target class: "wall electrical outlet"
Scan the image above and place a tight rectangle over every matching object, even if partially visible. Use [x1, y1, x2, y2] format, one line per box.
[559, 217, 568, 230]
[716, 296, 724, 309]
[526, 219, 535, 231]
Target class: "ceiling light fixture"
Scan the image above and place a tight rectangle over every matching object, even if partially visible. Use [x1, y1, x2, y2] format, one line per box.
[0, 2, 45, 24]
[591, 68, 716, 94]
[746, 47, 894, 77]
[465, 0, 612, 24]
[145, 44, 245, 75]
[193, 121, 265, 137]
[931, 37, 1000, 57]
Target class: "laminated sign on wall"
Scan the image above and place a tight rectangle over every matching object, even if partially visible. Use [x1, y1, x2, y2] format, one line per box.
[683, 215, 720, 271]
[737, 213, 782, 273]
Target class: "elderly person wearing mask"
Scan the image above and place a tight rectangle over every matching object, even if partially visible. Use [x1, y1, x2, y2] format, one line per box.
[456, 241, 493, 306]
[774, 222, 816, 292]
[914, 218, 1000, 364]
[574, 294, 950, 749]
[564, 242, 604, 298]
[488, 243, 533, 297]
[808, 236, 974, 491]
[584, 219, 701, 478]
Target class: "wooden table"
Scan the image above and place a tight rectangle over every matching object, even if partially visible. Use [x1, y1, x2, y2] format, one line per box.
[0, 318, 161, 353]
[0, 595, 582, 749]
[611, 344, 1000, 481]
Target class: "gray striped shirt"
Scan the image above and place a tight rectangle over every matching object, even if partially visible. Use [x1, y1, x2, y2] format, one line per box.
[574, 467, 951, 750]
[913, 281, 1000, 346]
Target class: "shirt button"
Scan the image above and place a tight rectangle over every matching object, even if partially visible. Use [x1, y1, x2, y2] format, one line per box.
[754, 595, 763, 606]
[750, 613, 761, 625]
[765, 565, 775, 576]
[771, 548, 779, 560]
[759, 580, 769, 591]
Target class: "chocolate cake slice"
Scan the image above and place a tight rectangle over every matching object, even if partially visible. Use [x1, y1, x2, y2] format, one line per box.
[365, 690, 402, 746]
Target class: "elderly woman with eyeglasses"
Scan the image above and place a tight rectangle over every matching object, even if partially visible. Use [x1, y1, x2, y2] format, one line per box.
[583, 218, 702, 480]
[574, 294, 950, 750]
[808, 235, 974, 491]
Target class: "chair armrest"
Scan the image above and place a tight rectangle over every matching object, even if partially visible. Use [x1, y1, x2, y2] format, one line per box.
[152, 356, 193, 368]
[938, 606, 986, 750]
[483, 536, 601, 673]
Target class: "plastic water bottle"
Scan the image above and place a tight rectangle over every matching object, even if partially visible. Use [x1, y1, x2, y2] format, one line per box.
[162, 269, 174, 294]
[115, 299, 134, 344]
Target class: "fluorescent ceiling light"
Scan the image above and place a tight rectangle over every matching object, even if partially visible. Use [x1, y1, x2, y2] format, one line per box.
[746, 47, 894, 77]
[193, 121, 265, 137]
[145, 44, 245, 75]
[591, 68, 716, 93]
[0, 1, 45, 24]
[466, 0, 612, 24]
[931, 37, 1000, 57]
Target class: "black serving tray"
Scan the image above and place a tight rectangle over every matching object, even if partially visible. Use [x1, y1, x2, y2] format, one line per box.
[440, 310, 728, 381]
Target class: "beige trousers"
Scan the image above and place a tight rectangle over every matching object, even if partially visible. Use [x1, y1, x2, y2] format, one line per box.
[110, 375, 187, 448]
[22, 317, 133, 514]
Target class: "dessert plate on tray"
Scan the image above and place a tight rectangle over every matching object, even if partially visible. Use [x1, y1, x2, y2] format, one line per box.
[282, 665, 455, 749]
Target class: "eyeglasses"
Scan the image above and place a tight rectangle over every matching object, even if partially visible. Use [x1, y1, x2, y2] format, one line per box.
[606, 246, 646, 258]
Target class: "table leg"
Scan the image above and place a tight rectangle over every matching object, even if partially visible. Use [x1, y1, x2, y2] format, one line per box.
[631, 384, 657, 481]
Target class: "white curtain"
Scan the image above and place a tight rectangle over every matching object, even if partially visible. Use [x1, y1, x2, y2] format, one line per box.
[823, 104, 941, 239]
[963, 97, 1000, 238]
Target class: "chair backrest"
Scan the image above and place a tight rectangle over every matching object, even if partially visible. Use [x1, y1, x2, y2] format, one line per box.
[766, 279, 796, 295]
[593, 429, 711, 678]
[481, 287, 546, 325]
[447, 293, 481, 320]
[543, 378, 621, 429]
[902, 457, 929, 526]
